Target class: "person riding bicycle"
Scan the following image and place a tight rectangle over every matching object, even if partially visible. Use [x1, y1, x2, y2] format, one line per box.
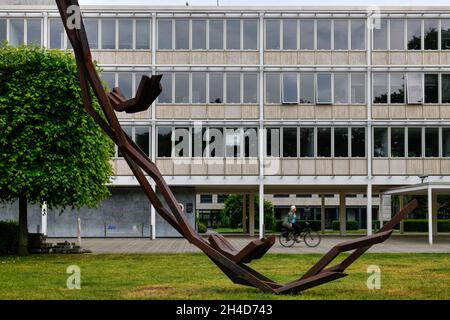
[282, 205, 301, 242]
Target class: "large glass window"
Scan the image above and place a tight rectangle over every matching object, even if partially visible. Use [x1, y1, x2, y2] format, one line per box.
[282, 73, 298, 103]
[102, 72, 115, 91]
[317, 19, 331, 50]
[443, 128, 450, 157]
[407, 73, 423, 104]
[209, 127, 224, 157]
[157, 127, 172, 157]
[408, 128, 422, 157]
[102, 19, 116, 49]
[244, 128, 258, 157]
[226, 20, 240, 50]
[118, 19, 133, 49]
[243, 19, 258, 49]
[390, 19, 405, 50]
[209, 73, 223, 103]
[373, 73, 388, 103]
[299, 73, 314, 104]
[282, 128, 297, 157]
[136, 20, 150, 49]
[351, 19, 365, 50]
[243, 73, 258, 103]
[390, 73, 405, 104]
[334, 20, 348, 50]
[334, 128, 348, 157]
[175, 20, 189, 49]
[266, 73, 280, 103]
[300, 128, 314, 157]
[442, 20, 450, 50]
[135, 127, 150, 156]
[351, 128, 365, 157]
[373, 19, 388, 50]
[283, 19, 297, 50]
[0, 19, 6, 44]
[266, 19, 280, 49]
[442, 74, 450, 103]
[192, 20, 206, 50]
[175, 72, 189, 103]
[159, 72, 172, 103]
[425, 74, 439, 104]
[10, 19, 24, 47]
[407, 19, 422, 50]
[27, 19, 42, 46]
[351, 73, 365, 104]
[425, 128, 439, 157]
[391, 128, 405, 157]
[334, 74, 348, 104]
[266, 128, 280, 157]
[158, 20, 172, 49]
[118, 73, 133, 99]
[226, 73, 241, 103]
[374, 128, 388, 157]
[225, 128, 240, 157]
[192, 72, 206, 103]
[317, 128, 331, 157]
[209, 19, 223, 49]
[424, 19, 438, 50]
[316, 73, 332, 104]
[84, 19, 98, 49]
[193, 127, 207, 157]
[300, 19, 314, 49]
[118, 126, 132, 157]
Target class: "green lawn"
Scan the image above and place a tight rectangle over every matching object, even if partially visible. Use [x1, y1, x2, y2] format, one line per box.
[0, 253, 449, 300]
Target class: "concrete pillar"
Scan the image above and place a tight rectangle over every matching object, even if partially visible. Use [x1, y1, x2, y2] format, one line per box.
[41, 202, 48, 236]
[379, 193, 384, 230]
[242, 194, 247, 234]
[339, 192, 346, 236]
[367, 183, 373, 236]
[428, 187, 433, 245]
[320, 194, 325, 234]
[258, 185, 264, 239]
[432, 193, 438, 236]
[399, 195, 404, 234]
[249, 192, 255, 237]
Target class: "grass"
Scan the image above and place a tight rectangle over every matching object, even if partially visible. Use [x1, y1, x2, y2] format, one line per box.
[0, 253, 449, 300]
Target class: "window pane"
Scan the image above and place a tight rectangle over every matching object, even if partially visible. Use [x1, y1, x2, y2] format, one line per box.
[102, 72, 115, 91]
[226, 20, 240, 50]
[300, 19, 314, 49]
[209, 73, 223, 103]
[102, 20, 116, 49]
[27, 19, 42, 46]
[373, 19, 388, 50]
[209, 19, 223, 49]
[443, 128, 450, 157]
[158, 20, 172, 49]
[135, 72, 149, 95]
[266, 73, 280, 103]
[175, 20, 189, 49]
[49, 19, 65, 49]
[351, 19, 365, 50]
[176, 127, 191, 157]
[266, 19, 280, 49]
[317, 128, 331, 157]
[391, 128, 405, 157]
[193, 127, 207, 157]
[374, 128, 388, 157]
[334, 128, 348, 157]
[157, 127, 172, 157]
[373, 73, 388, 103]
[425, 74, 438, 103]
[390, 19, 405, 50]
[175, 72, 189, 103]
[282, 73, 298, 103]
[209, 127, 224, 157]
[118, 72, 132, 99]
[117, 126, 132, 157]
[200, 195, 212, 203]
[283, 19, 297, 50]
[300, 128, 314, 157]
[118, 19, 132, 49]
[225, 128, 240, 157]
[351, 73, 365, 104]
[442, 74, 450, 103]
[283, 128, 297, 157]
[0, 19, 6, 44]
[299, 73, 314, 103]
[135, 127, 150, 156]
[192, 72, 206, 103]
[159, 72, 172, 103]
[226, 73, 241, 103]
[85, 19, 98, 49]
[407, 19, 422, 50]
[244, 73, 258, 103]
[10, 19, 24, 47]
[442, 20, 450, 50]
[136, 20, 150, 49]
[390, 73, 405, 104]
[244, 128, 258, 157]
[408, 128, 422, 157]
[266, 128, 280, 157]
[351, 128, 365, 157]
[243, 19, 257, 49]
[317, 19, 331, 50]
[334, 73, 348, 104]
[334, 20, 348, 50]
[425, 128, 439, 157]
[407, 73, 423, 104]
[192, 20, 206, 49]
[316, 73, 332, 104]
[424, 20, 438, 50]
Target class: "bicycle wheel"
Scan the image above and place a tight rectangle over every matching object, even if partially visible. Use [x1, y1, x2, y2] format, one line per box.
[303, 230, 321, 247]
[279, 231, 295, 247]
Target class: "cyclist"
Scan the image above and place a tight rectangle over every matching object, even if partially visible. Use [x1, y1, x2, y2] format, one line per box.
[282, 205, 301, 242]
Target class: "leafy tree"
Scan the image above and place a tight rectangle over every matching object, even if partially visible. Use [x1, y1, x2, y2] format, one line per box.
[0, 45, 114, 255]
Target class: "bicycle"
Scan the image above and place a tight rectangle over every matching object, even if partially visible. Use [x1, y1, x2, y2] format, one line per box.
[279, 222, 321, 248]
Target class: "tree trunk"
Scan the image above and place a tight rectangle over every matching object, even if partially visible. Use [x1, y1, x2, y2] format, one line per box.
[18, 195, 28, 256]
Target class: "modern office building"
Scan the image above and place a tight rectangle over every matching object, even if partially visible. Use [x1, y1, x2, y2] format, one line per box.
[1, 0, 450, 243]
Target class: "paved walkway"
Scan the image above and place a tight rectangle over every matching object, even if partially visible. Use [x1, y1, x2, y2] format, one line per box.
[52, 235, 450, 254]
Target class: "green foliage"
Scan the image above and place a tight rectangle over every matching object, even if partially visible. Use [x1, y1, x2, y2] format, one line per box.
[197, 220, 207, 233]
[0, 220, 19, 255]
[275, 220, 321, 232]
[332, 220, 359, 231]
[403, 219, 450, 232]
[0, 45, 114, 210]
[220, 194, 276, 230]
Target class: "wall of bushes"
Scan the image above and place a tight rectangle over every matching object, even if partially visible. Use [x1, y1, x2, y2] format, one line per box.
[274, 220, 321, 232]
[403, 219, 450, 232]
[0, 221, 19, 255]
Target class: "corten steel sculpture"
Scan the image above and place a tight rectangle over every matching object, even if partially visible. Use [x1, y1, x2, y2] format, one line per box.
[56, 0, 418, 294]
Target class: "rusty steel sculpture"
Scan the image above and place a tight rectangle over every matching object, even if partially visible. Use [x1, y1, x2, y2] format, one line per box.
[56, 0, 418, 294]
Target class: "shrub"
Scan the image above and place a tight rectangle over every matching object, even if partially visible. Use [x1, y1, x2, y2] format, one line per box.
[0, 221, 19, 255]
[403, 219, 450, 232]
[197, 221, 208, 233]
[332, 220, 359, 231]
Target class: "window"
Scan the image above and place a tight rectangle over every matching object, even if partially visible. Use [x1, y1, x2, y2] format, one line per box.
[390, 19, 405, 50]
[334, 74, 348, 104]
[200, 195, 213, 204]
[351, 19, 365, 50]
[373, 19, 388, 50]
[425, 128, 439, 157]
[373, 73, 388, 103]
[273, 194, 289, 198]
[300, 128, 314, 157]
[334, 128, 348, 157]
[282, 73, 298, 104]
[317, 19, 331, 50]
[282, 128, 297, 157]
[266, 128, 280, 157]
[390, 73, 405, 104]
[159, 72, 172, 103]
[244, 128, 258, 157]
[299, 73, 314, 103]
[136, 20, 150, 49]
[391, 128, 405, 157]
[425, 74, 438, 103]
[157, 127, 172, 157]
[408, 128, 422, 157]
[226, 20, 240, 50]
[424, 20, 438, 50]
[27, 19, 42, 46]
[135, 127, 150, 156]
[193, 127, 207, 157]
[317, 128, 331, 157]
[226, 73, 241, 103]
[135, 72, 149, 95]
[442, 74, 450, 103]
[175, 20, 189, 49]
[217, 194, 228, 203]
[407, 73, 423, 104]
[192, 72, 206, 103]
[102, 72, 115, 90]
[102, 20, 116, 49]
[85, 19, 98, 49]
[158, 20, 172, 49]
[118, 20, 133, 49]
[442, 20, 450, 50]
[49, 19, 65, 49]
[209, 127, 224, 157]
[0, 19, 6, 44]
[334, 20, 348, 50]
[175, 72, 189, 103]
[225, 128, 240, 157]
[266, 19, 280, 49]
[316, 73, 332, 104]
[351, 74, 365, 104]
[283, 19, 297, 50]
[192, 20, 206, 49]
[175, 127, 190, 157]
[118, 126, 132, 157]
[209, 19, 223, 49]
[351, 128, 365, 157]
[443, 129, 450, 157]
[10, 19, 24, 47]
[374, 128, 388, 157]
[243, 73, 258, 103]
[243, 19, 258, 49]
[407, 19, 422, 50]
[209, 73, 223, 103]
[300, 19, 314, 49]
[118, 73, 132, 99]
[266, 73, 280, 103]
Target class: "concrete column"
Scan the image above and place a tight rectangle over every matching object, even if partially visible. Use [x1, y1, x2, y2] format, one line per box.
[399, 195, 404, 234]
[41, 202, 48, 236]
[339, 192, 346, 236]
[320, 194, 325, 234]
[242, 194, 247, 234]
[428, 187, 433, 245]
[249, 192, 255, 237]
[367, 184, 373, 236]
[379, 193, 384, 230]
[432, 193, 438, 236]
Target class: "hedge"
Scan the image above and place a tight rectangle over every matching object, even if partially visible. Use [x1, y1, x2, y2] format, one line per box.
[275, 220, 321, 232]
[403, 219, 450, 232]
[0, 221, 19, 255]
[332, 220, 359, 231]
